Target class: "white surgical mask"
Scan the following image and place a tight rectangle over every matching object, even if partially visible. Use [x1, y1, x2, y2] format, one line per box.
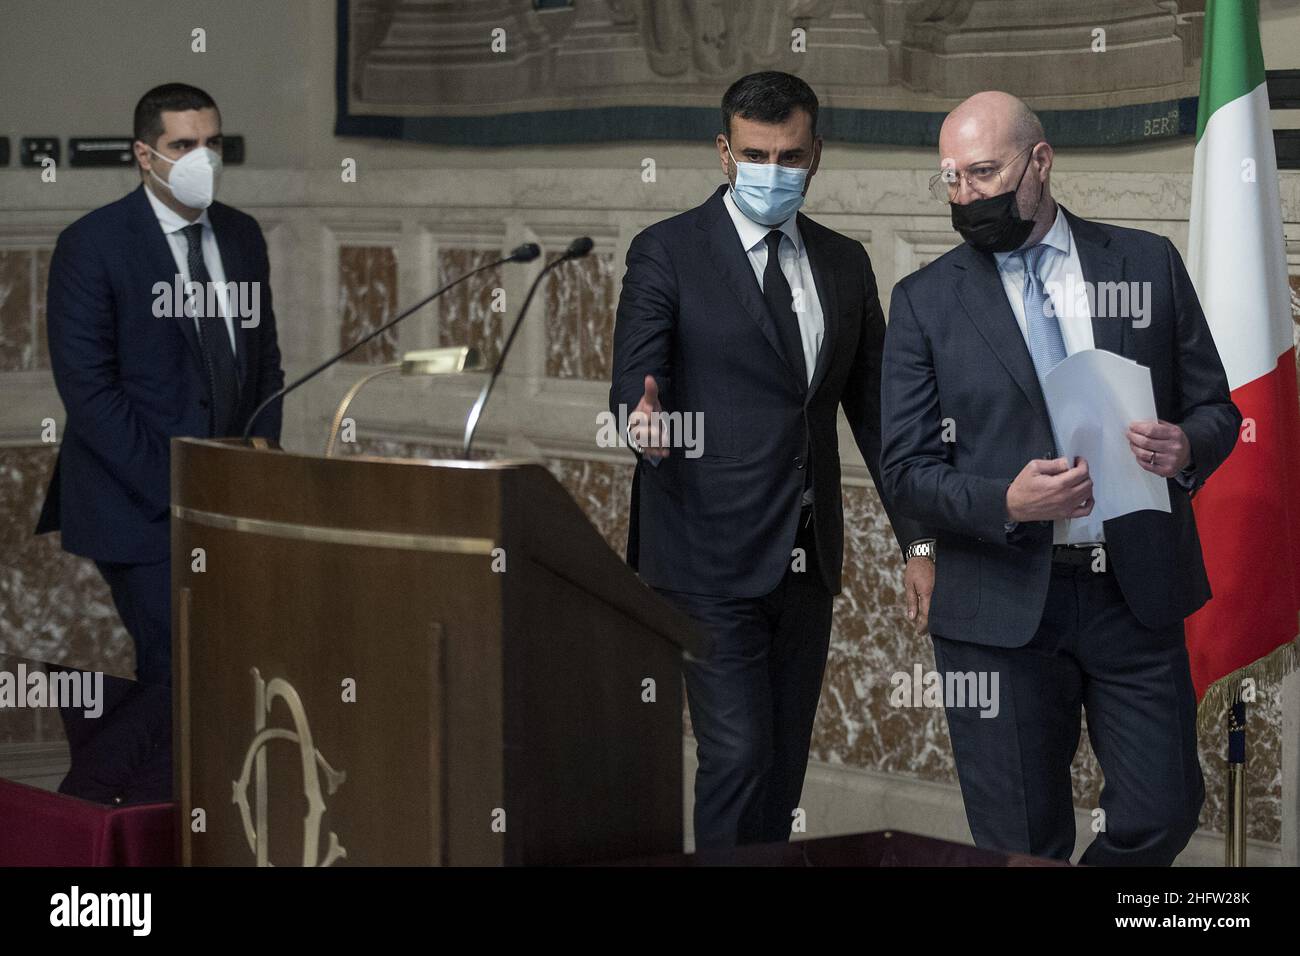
[146, 145, 221, 209]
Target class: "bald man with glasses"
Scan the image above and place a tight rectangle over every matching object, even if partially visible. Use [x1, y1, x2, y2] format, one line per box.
[880, 91, 1240, 865]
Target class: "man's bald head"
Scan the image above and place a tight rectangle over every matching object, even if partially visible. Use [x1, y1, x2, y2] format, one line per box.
[936, 90, 1055, 244]
[940, 91, 1044, 165]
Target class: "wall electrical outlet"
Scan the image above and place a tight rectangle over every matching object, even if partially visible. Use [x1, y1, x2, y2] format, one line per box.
[20, 137, 59, 167]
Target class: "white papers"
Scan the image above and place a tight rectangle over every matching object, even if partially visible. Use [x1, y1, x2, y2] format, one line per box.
[1040, 349, 1170, 524]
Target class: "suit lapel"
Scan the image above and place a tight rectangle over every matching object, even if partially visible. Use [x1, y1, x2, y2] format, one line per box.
[698, 187, 805, 391]
[1063, 207, 1126, 357]
[952, 207, 1128, 440]
[127, 185, 203, 365]
[952, 243, 1053, 431]
[802, 220, 838, 401]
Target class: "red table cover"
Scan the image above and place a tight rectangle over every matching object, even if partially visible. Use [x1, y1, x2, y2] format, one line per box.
[0, 778, 175, 866]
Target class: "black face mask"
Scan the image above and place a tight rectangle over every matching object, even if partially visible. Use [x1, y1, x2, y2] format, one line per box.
[949, 152, 1043, 253]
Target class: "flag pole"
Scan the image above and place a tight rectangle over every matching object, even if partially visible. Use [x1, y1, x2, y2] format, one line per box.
[1225, 686, 1247, 866]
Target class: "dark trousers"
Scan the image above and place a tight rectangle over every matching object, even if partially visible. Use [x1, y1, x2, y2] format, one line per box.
[94, 558, 172, 687]
[931, 561, 1204, 866]
[654, 508, 834, 849]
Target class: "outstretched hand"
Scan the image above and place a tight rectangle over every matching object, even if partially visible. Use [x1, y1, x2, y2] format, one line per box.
[629, 374, 670, 459]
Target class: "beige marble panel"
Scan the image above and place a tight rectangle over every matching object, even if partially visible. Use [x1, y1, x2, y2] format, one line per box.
[34, 248, 51, 369]
[0, 446, 132, 678]
[437, 248, 504, 368]
[545, 251, 616, 381]
[1198, 683, 1284, 845]
[338, 245, 399, 364]
[815, 484, 951, 778]
[0, 250, 34, 371]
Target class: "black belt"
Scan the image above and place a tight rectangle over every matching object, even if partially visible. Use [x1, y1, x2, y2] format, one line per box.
[1052, 543, 1107, 570]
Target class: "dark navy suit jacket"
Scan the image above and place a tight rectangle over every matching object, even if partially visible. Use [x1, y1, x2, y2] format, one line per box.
[880, 207, 1240, 646]
[35, 184, 284, 564]
[610, 184, 925, 598]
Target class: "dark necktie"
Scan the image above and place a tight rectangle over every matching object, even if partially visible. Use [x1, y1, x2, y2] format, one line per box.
[762, 230, 814, 500]
[181, 223, 240, 435]
[762, 230, 809, 388]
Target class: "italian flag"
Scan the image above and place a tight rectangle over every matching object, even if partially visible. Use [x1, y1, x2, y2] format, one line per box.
[1186, 0, 1300, 704]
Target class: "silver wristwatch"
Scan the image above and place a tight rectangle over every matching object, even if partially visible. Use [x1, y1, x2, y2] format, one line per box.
[905, 539, 936, 562]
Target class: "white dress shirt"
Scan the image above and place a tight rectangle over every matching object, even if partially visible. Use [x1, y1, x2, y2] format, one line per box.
[143, 183, 237, 354]
[724, 187, 825, 505]
[722, 187, 825, 384]
[993, 206, 1104, 545]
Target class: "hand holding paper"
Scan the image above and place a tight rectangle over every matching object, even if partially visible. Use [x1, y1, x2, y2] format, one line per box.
[1006, 456, 1095, 523]
[1040, 349, 1171, 523]
[1126, 419, 1192, 478]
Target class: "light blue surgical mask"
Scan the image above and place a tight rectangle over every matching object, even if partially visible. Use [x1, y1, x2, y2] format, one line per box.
[725, 139, 811, 226]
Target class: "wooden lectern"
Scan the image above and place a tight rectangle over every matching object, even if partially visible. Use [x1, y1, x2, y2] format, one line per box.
[171, 438, 705, 866]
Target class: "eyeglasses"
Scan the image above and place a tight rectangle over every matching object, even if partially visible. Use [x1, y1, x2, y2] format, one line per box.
[928, 144, 1036, 204]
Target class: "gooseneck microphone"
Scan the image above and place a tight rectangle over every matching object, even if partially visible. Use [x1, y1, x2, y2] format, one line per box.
[461, 237, 593, 457]
[241, 242, 541, 440]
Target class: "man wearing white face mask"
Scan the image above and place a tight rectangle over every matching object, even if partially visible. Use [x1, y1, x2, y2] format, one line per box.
[37, 83, 284, 693]
[610, 71, 935, 849]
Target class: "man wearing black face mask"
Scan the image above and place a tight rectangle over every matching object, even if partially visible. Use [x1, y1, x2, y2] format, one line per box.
[880, 91, 1240, 865]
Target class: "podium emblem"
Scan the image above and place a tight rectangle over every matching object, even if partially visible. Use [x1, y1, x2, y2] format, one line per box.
[232, 668, 347, 866]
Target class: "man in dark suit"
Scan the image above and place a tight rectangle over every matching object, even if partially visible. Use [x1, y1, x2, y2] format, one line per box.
[36, 83, 284, 687]
[610, 71, 933, 849]
[881, 91, 1240, 865]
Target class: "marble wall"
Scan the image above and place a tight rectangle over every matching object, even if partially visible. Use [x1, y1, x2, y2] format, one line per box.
[1, 240, 131, 681]
[0, 249, 50, 372]
[2, 164, 1297, 849]
[0, 447, 132, 678]
[339, 245, 399, 363]
[438, 249, 506, 368]
[544, 252, 618, 381]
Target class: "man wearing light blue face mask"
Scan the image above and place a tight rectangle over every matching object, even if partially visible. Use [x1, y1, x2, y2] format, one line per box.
[610, 71, 935, 849]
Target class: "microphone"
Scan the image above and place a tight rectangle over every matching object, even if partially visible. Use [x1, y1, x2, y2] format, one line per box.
[461, 237, 593, 457]
[242, 242, 540, 440]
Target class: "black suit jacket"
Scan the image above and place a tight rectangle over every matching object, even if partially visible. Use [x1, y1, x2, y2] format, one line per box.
[880, 206, 1240, 646]
[35, 184, 284, 564]
[610, 184, 924, 598]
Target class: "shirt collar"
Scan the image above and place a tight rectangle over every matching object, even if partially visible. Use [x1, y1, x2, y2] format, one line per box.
[993, 202, 1069, 269]
[722, 186, 803, 255]
[143, 181, 211, 235]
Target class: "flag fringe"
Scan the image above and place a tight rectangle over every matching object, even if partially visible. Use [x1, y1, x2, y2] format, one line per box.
[1197, 636, 1300, 733]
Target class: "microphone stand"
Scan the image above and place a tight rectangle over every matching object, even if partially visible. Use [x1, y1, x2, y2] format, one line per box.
[241, 243, 540, 441]
[461, 238, 593, 458]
